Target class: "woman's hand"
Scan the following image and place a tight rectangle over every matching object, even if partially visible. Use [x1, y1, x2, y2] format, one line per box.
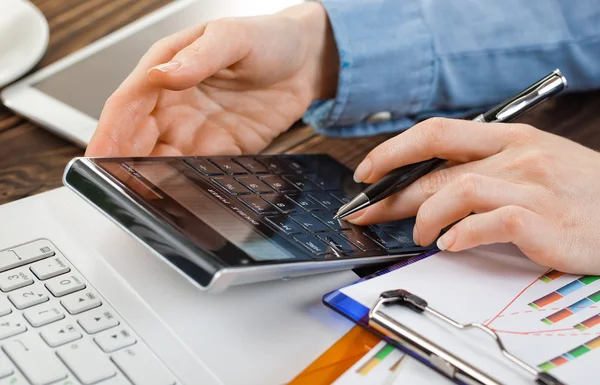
[348, 118, 600, 275]
[86, 3, 338, 157]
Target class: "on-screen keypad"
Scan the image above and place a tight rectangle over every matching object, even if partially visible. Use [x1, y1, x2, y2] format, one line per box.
[184, 155, 419, 259]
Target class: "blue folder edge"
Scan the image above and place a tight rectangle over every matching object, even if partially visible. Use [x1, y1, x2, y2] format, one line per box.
[322, 248, 468, 383]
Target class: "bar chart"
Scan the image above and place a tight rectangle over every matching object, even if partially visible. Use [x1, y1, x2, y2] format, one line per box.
[539, 336, 600, 371]
[529, 276, 600, 309]
[540, 290, 600, 325]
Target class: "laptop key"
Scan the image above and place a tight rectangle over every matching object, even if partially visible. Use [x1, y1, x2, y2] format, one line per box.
[311, 211, 352, 231]
[0, 267, 34, 292]
[9, 286, 49, 310]
[56, 339, 117, 384]
[209, 158, 248, 175]
[184, 158, 223, 176]
[211, 177, 251, 195]
[286, 194, 324, 212]
[4, 334, 68, 385]
[111, 344, 177, 385]
[40, 322, 82, 347]
[95, 327, 136, 353]
[290, 213, 330, 233]
[30, 256, 70, 280]
[262, 195, 302, 214]
[0, 314, 26, 340]
[0, 240, 54, 273]
[235, 176, 273, 194]
[293, 234, 330, 255]
[234, 157, 270, 174]
[238, 196, 278, 215]
[45, 274, 85, 297]
[23, 303, 65, 327]
[265, 216, 304, 234]
[282, 175, 319, 191]
[308, 192, 342, 210]
[60, 290, 102, 315]
[0, 297, 11, 317]
[78, 308, 120, 334]
[259, 175, 298, 193]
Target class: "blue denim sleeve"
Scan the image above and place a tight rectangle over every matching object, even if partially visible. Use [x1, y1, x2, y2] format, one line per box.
[303, 0, 600, 137]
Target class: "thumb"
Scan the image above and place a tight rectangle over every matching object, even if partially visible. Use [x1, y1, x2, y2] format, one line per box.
[147, 19, 251, 90]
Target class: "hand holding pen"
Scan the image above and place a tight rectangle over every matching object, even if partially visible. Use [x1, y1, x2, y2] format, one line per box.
[326, 69, 600, 277]
[335, 69, 567, 220]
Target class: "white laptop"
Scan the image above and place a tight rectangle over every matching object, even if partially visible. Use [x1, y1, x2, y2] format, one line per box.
[0, 186, 357, 385]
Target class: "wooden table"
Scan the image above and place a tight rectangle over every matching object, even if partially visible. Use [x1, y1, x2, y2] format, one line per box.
[1, 0, 600, 206]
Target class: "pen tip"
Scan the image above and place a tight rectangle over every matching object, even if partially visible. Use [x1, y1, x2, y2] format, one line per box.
[332, 214, 339, 220]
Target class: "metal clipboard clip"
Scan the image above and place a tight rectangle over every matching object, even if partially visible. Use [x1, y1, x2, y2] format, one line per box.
[368, 289, 566, 385]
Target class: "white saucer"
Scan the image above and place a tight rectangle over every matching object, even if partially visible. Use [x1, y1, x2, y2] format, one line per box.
[0, 0, 49, 88]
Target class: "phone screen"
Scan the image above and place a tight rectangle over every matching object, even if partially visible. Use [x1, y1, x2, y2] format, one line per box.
[97, 158, 302, 265]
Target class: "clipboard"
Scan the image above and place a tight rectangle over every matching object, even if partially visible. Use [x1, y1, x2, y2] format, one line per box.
[322, 249, 566, 385]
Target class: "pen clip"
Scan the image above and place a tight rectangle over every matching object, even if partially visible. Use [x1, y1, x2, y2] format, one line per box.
[495, 71, 566, 122]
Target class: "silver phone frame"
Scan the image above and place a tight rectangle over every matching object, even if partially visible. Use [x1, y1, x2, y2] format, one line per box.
[62, 157, 422, 293]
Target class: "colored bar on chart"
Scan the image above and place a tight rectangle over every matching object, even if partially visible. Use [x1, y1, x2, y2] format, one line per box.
[529, 292, 563, 309]
[538, 336, 600, 371]
[556, 280, 585, 296]
[567, 345, 591, 358]
[579, 276, 600, 285]
[568, 297, 595, 313]
[528, 275, 600, 309]
[541, 290, 600, 324]
[574, 314, 600, 331]
[540, 270, 565, 283]
[587, 336, 600, 349]
[589, 290, 600, 303]
[542, 309, 573, 325]
[357, 344, 395, 375]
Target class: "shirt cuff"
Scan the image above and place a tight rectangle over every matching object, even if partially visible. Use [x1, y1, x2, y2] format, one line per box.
[302, 0, 435, 137]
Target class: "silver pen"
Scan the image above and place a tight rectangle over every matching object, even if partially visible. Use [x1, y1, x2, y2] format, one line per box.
[335, 69, 568, 220]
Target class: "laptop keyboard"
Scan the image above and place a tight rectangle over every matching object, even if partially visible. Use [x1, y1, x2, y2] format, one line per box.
[184, 155, 419, 258]
[0, 239, 177, 385]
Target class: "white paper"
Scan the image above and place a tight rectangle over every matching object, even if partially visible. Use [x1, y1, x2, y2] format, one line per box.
[341, 243, 600, 384]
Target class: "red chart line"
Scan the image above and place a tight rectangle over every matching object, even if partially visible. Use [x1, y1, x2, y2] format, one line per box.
[485, 268, 553, 327]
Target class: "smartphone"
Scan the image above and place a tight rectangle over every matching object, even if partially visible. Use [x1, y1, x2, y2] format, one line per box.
[63, 154, 435, 292]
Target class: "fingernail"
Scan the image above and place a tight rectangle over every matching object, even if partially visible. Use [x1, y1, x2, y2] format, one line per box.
[354, 158, 372, 183]
[149, 61, 181, 73]
[412, 225, 420, 246]
[345, 211, 364, 224]
[437, 228, 456, 251]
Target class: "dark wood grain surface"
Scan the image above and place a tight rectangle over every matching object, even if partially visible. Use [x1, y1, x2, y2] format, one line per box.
[1, 0, 600, 205]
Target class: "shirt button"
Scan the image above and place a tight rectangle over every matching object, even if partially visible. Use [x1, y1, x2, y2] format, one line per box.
[366, 111, 392, 123]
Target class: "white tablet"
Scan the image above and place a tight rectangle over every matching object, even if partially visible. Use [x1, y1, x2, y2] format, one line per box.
[1, 0, 301, 147]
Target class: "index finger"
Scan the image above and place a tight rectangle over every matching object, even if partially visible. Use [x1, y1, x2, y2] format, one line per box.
[86, 24, 207, 156]
[354, 118, 533, 184]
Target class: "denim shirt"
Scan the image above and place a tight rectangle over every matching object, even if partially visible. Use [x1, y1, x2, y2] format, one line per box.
[304, 0, 600, 137]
